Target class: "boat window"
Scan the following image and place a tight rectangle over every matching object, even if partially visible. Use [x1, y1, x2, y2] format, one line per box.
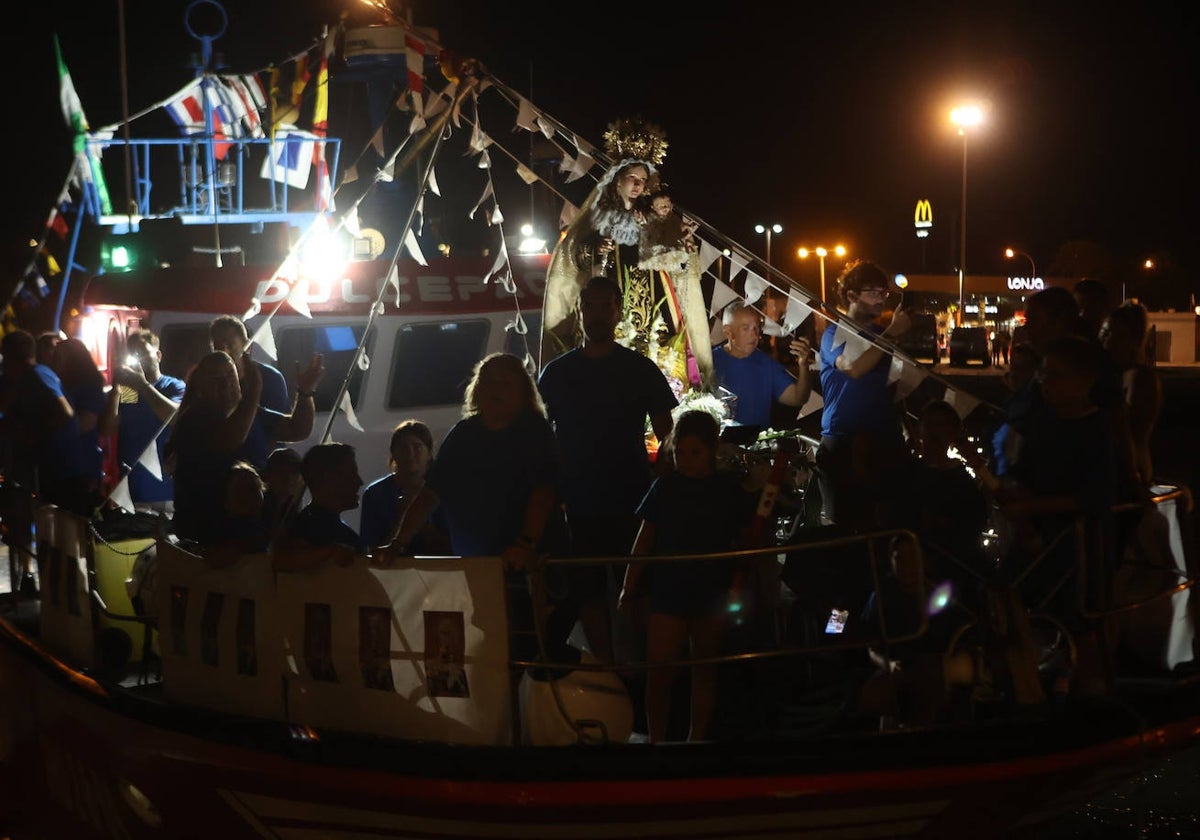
[387, 320, 490, 409]
[159, 324, 213, 382]
[276, 324, 374, 412]
[504, 310, 542, 370]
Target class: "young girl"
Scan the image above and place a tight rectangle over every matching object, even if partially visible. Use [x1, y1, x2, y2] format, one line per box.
[619, 410, 754, 742]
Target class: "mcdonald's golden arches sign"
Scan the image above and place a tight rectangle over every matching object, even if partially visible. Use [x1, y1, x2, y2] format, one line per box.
[914, 199, 932, 239]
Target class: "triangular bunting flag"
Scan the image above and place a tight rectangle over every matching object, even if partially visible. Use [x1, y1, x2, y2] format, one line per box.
[490, 204, 503, 225]
[709, 279, 741, 317]
[797, 389, 824, 420]
[356, 349, 370, 371]
[477, 149, 491, 169]
[340, 390, 364, 432]
[743, 271, 768, 306]
[427, 167, 441, 197]
[506, 313, 529, 335]
[698, 239, 721, 275]
[710, 318, 726, 347]
[535, 115, 555, 139]
[287, 280, 313, 318]
[137, 439, 163, 481]
[782, 293, 814, 334]
[515, 97, 537, 132]
[110, 476, 135, 513]
[469, 182, 494, 220]
[896, 362, 929, 401]
[944, 388, 981, 419]
[833, 324, 871, 366]
[515, 163, 537, 185]
[564, 153, 594, 183]
[250, 317, 278, 360]
[403, 228, 428, 265]
[386, 264, 401, 306]
[728, 251, 749, 282]
[369, 128, 385, 157]
[242, 297, 262, 320]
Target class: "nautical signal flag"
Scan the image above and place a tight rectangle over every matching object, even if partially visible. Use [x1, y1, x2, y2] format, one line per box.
[54, 33, 111, 215]
[260, 128, 316, 189]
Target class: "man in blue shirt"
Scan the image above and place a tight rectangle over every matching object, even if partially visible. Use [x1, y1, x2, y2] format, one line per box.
[105, 328, 185, 510]
[711, 303, 812, 429]
[210, 315, 295, 469]
[817, 260, 911, 529]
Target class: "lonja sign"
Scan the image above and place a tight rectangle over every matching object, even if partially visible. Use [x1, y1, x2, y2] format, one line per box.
[1007, 276, 1044, 290]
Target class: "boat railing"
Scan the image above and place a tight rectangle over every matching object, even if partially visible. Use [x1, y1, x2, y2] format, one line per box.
[2, 484, 1196, 745]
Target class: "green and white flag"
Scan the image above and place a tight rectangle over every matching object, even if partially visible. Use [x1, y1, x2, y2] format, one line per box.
[54, 33, 111, 214]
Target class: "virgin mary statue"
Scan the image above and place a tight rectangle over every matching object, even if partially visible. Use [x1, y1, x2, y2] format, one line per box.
[540, 118, 712, 397]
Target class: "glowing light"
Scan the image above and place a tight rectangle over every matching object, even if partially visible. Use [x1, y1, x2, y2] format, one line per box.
[950, 104, 985, 130]
[928, 582, 954, 615]
[895, 274, 908, 289]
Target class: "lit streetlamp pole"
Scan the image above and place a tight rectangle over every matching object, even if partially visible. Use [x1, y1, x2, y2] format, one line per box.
[755, 223, 783, 280]
[1004, 246, 1036, 279]
[798, 244, 848, 304]
[950, 103, 984, 325]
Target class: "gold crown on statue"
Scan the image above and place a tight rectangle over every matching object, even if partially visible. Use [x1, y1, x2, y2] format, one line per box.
[603, 117, 668, 165]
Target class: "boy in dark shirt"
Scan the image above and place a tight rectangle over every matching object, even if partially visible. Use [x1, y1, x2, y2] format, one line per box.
[275, 443, 365, 570]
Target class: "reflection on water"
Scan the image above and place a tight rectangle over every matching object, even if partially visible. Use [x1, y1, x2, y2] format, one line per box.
[1035, 745, 1200, 838]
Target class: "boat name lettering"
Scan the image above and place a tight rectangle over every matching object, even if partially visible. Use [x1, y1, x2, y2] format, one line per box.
[1006, 276, 1044, 290]
[40, 735, 134, 839]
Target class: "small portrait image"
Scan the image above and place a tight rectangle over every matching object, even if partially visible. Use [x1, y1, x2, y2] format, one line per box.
[424, 610, 469, 698]
[236, 598, 257, 676]
[201, 592, 224, 666]
[169, 586, 189, 656]
[304, 602, 338, 682]
[359, 606, 395, 691]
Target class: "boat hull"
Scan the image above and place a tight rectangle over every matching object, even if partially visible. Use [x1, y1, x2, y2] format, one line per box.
[1, 608, 1197, 839]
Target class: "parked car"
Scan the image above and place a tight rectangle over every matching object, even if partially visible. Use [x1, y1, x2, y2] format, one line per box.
[896, 312, 940, 364]
[949, 326, 991, 367]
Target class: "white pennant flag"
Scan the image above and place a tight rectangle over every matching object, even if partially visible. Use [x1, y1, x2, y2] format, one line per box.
[110, 476, 135, 513]
[477, 149, 492, 169]
[896, 362, 929, 401]
[340, 390, 364, 432]
[944, 387, 981, 419]
[564, 152, 594, 183]
[560, 200, 578, 230]
[515, 97, 537, 132]
[343, 163, 358, 185]
[783, 292, 814, 334]
[426, 83, 453, 118]
[427, 167, 441, 197]
[415, 195, 425, 235]
[379, 157, 395, 183]
[485, 245, 508, 284]
[832, 324, 871, 366]
[137, 439, 163, 481]
[515, 162, 537, 185]
[490, 203, 503, 225]
[709, 279, 742, 317]
[507, 313, 529, 335]
[469, 182, 495, 220]
[728, 251, 749, 282]
[409, 112, 426, 135]
[403, 228, 428, 265]
[888, 354, 905, 386]
[250, 318, 278, 360]
[469, 123, 490, 153]
[287, 280, 312, 319]
[386, 264, 401, 306]
[698, 239, 721, 275]
[241, 297, 261, 320]
[798, 388, 824, 419]
[763, 317, 785, 337]
[356, 349, 370, 371]
[522, 352, 538, 378]
[373, 301, 385, 316]
[369, 128, 385, 157]
[342, 205, 362, 237]
[535, 115, 555, 139]
[743, 271, 768, 305]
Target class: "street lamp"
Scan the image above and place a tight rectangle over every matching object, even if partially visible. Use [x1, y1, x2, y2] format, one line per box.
[754, 223, 783, 280]
[798, 244, 848, 303]
[950, 103, 984, 325]
[1004, 246, 1036, 279]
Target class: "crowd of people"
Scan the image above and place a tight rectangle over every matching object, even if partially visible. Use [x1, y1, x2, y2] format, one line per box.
[0, 232, 1172, 740]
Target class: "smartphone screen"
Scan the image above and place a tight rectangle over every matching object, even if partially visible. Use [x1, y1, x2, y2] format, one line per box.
[824, 608, 849, 634]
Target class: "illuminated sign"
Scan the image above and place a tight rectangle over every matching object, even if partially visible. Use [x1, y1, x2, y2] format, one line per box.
[964, 305, 998, 314]
[1006, 276, 1044, 291]
[914, 199, 933, 239]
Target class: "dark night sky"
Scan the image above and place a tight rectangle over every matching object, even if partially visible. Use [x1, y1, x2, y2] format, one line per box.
[7, 1, 1199, 302]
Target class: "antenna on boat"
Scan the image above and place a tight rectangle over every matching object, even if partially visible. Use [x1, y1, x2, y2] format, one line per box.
[184, 0, 230, 268]
[116, 0, 136, 222]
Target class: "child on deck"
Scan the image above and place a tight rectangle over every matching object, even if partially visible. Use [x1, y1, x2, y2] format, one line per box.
[619, 410, 755, 742]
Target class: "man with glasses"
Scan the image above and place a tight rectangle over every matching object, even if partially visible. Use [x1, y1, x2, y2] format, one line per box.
[816, 260, 911, 530]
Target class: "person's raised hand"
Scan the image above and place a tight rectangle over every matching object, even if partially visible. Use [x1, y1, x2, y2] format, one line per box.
[114, 363, 149, 390]
[789, 336, 812, 363]
[885, 305, 911, 338]
[239, 351, 263, 397]
[296, 353, 326, 395]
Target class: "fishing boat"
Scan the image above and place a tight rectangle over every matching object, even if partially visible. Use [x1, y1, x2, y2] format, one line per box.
[4, 4, 1200, 838]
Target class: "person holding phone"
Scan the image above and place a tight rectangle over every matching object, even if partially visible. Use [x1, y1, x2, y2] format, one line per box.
[816, 259, 912, 531]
